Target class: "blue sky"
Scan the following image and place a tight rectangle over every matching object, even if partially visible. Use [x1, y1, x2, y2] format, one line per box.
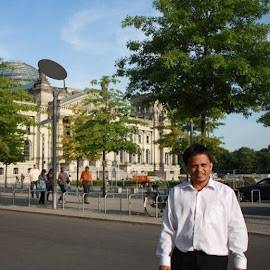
[1, 0, 269, 151]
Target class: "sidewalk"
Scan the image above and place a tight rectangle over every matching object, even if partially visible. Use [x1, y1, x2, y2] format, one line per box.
[0, 190, 269, 235]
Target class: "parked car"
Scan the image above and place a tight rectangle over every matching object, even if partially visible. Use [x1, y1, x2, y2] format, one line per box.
[237, 178, 270, 202]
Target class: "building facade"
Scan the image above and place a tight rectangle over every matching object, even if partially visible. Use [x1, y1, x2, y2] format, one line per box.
[0, 61, 180, 184]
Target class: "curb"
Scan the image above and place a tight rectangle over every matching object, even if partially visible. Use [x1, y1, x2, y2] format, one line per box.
[1, 206, 269, 235]
[0, 206, 163, 227]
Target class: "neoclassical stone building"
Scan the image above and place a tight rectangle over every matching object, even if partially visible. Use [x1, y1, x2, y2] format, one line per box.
[0, 61, 180, 183]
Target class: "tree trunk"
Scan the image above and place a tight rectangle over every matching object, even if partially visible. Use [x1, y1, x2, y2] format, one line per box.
[201, 113, 206, 144]
[4, 163, 8, 188]
[102, 150, 106, 197]
[76, 158, 79, 187]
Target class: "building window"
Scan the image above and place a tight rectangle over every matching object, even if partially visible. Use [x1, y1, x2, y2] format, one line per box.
[165, 153, 169, 165]
[26, 125, 30, 132]
[119, 150, 124, 163]
[172, 155, 177, 165]
[138, 135, 141, 143]
[146, 149, 150, 164]
[13, 168, 19, 174]
[129, 134, 133, 142]
[24, 140, 31, 160]
[129, 153, 132, 163]
[138, 149, 142, 164]
[146, 135, 150, 144]
[63, 117, 71, 136]
[0, 168, 3, 175]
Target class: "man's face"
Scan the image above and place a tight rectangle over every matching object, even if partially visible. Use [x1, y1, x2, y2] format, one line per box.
[85, 167, 89, 171]
[185, 154, 213, 186]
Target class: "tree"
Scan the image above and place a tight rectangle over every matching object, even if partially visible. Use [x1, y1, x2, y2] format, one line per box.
[254, 148, 270, 173]
[214, 147, 236, 174]
[59, 104, 102, 186]
[156, 110, 224, 172]
[74, 76, 144, 196]
[116, 0, 270, 137]
[0, 58, 37, 187]
[232, 147, 256, 173]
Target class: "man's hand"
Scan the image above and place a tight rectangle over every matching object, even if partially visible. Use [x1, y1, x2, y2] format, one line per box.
[159, 266, 171, 270]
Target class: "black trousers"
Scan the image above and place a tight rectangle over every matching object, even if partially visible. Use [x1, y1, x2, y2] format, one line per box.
[82, 181, 91, 202]
[171, 247, 228, 270]
[30, 181, 39, 198]
[39, 191, 45, 204]
[58, 184, 66, 201]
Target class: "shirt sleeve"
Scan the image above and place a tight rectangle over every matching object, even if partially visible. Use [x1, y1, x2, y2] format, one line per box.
[227, 190, 248, 269]
[156, 189, 176, 266]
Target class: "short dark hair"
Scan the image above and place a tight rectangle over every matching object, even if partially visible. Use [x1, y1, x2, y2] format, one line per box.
[183, 144, 212, 165]
[41, 169, 47, 174]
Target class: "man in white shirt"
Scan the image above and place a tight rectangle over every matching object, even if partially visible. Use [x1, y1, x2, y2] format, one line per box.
[29, 164, 40, 198]
[157, 144, 248, 270]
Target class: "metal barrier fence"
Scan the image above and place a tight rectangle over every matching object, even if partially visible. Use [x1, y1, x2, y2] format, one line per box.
[82, 192, 101, 211]
[13, 188, 31, 206]
[251, 189, 261, 204]
[1, 186, 169, 218]
[104, 193, 123, 214]
[128, 193, 145, 215]
[155, 195, 168, 217]
[62, 191, 82, 210]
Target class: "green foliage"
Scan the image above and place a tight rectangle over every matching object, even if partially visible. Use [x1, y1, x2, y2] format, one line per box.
[156, 110, 224, 169]
[215, 147, 270, 174]
[0, 58, 37, 164]
[58, 104, 100, 161]
[75, 76, 144, 156]
[116, 0, 270, 131]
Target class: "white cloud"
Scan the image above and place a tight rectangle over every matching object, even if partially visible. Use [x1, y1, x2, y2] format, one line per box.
[61, 1, 157, 55]
[61, 8, 119, 54]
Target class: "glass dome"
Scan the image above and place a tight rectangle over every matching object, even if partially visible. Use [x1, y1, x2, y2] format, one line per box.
[0, 61, 39, 85]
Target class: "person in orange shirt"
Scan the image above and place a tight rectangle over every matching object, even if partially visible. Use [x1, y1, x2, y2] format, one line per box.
[79, 165, 93, 204]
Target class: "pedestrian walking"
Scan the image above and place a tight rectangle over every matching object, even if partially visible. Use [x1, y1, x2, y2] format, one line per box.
[67, 174, 72, 189]
[156, 144, 248, 270]
[79, 165, 93, 204]
[57, 167, 69, 203]
[29, 164, 40, 198]
[20, 173, 25, 188]
[15, 176, 20, 187]
[37, 169, 47, 204]
[46, 168, 54, 201]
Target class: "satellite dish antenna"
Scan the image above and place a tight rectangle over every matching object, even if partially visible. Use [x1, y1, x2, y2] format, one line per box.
[38, 59, 67, 80]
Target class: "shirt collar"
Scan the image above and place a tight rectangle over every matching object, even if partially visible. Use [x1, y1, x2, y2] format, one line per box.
[181, 175, 216, 191]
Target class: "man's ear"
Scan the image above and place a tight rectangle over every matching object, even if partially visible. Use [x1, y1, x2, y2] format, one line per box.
[210, 162, 213, 172]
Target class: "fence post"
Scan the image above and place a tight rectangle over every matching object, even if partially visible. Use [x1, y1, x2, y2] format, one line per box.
[12, 190, 15, 205]
[28, 187, 31, 207]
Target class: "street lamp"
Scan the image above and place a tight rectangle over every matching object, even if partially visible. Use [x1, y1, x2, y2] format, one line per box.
[38, 59, 67, 210]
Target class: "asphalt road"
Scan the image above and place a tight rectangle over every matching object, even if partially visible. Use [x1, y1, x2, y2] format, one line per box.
[0, 210, 269, 270]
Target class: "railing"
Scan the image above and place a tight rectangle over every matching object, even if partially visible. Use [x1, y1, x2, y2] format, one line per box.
[13, 187, 35, 207]
[82, 192, 101, 211]
[251, 189, 261, 204]
[155, 195, 168, 217]
[128, 193, 145, 215]
[62, 191, 82, 210]
[104, 193, 123, 214]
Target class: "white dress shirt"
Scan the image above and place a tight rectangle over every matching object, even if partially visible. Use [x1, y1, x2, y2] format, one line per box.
[156, 178, 248, 269]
